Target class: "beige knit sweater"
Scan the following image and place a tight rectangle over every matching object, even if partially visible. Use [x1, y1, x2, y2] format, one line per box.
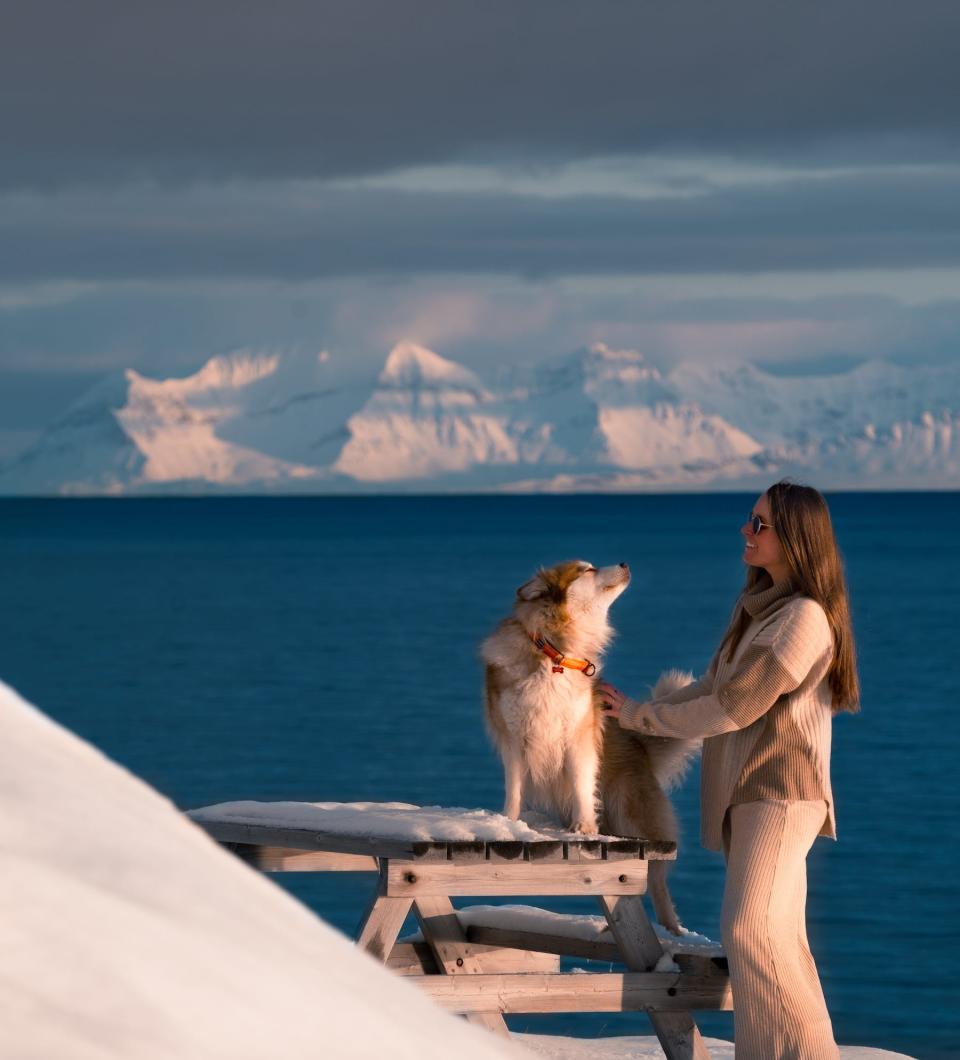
[619, 579, 837, 852]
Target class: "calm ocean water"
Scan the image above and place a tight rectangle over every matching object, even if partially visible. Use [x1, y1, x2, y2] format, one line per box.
[1, 494, 957, 1059]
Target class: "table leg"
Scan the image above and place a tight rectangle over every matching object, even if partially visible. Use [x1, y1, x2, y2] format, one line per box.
[356, 893, 414, 963]
[598, 894, 713, 1060]
[414, 895, 511, 1039]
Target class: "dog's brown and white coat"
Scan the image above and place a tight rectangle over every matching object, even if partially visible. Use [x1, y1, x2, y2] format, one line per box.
[482, 559, 700, 933]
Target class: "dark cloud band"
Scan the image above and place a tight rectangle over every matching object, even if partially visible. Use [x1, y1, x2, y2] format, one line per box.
[3, 166, 960, 282]
[4, 0, 960, 189]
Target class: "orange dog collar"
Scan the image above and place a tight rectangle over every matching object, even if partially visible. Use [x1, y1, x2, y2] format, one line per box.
[529, 631, 597, 676]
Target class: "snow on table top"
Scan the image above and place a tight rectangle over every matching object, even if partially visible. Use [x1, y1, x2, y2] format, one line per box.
[188, 800, 630, 843]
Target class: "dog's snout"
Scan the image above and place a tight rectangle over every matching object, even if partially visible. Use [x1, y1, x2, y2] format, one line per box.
[619, 562, 629, 572]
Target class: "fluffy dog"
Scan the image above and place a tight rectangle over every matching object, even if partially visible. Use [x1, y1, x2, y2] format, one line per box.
[481, 559, 700, 934]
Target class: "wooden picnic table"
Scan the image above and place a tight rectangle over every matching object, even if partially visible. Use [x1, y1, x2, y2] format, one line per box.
[188, 802, 731, 1060]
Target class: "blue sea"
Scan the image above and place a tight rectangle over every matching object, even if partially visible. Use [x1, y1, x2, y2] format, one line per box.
[1, 494, 957, 1059]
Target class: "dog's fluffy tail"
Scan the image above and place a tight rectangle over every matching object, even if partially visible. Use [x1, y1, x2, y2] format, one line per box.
[650, 668, 695, 701]
[641, 669, 702, 793]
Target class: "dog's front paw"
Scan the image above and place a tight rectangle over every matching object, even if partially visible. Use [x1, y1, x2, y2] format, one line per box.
[571, 819, 599, 836]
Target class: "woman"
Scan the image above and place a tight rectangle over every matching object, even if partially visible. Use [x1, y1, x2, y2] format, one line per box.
[599, 480, 859, 1060]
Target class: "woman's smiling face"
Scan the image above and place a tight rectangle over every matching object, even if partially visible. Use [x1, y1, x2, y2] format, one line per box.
[741, 492, 790, 583]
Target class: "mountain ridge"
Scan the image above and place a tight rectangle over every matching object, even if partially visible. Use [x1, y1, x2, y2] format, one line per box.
[1, 342, 956, 494]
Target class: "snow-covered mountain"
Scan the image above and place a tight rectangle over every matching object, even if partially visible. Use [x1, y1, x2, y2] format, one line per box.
[662, 356, 960, 489]
[0, 349, 363, 494]
[333, 343, 516, 481]
[1, 341, 957, 493]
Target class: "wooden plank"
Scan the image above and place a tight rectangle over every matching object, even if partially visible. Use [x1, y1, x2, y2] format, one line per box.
[386, 940, 442, 974]
[409, 842, 451, 862]
[466, 923, 619, 963]
[486, 841, 526, 862]
[564, 840, 605, 863]
[416, 971, 733, 1014]
[414, 896, 486, 976]
[675, 954, 729, 977]
[602, 839, 644, 861]
[227, 844, 378, 872]
[476, 947, 561, 974]
[192, 812, 675, 862]
[464, 924, 728, 975]
[524, 841, 565, 862]
[644, 839, 678, 859]
[193, 818, 424, 860]
[414, 895, 511, 1038]
[645, 1011, 715, 1059]
[598, 893, 664, 972]
[386, 861, 648, 898]
[470, 1012, 512, 1035]
[386, 940, 441, 974]
[355, 893, 413, 963]
[444, 841, 488, 862]
[386, 941, 560, 976]
[599, 895, 714, 1060]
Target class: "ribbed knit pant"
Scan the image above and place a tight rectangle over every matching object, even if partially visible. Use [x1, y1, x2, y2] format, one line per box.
[720, 799, 839, 1060]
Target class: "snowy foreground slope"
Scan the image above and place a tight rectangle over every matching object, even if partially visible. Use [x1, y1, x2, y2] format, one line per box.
[0, 679, 916, 1059]
[1, 342, 957, 494]
[0, 679, 521, 1060]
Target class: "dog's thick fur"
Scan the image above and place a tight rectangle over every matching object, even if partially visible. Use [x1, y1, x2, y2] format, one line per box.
[481, 559, 700, 934]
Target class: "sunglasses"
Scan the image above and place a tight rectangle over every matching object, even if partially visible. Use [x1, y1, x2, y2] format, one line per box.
[749, 513, 775, 535]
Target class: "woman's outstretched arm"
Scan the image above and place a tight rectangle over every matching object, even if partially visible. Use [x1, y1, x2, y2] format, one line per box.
[601, 599, 832, 739]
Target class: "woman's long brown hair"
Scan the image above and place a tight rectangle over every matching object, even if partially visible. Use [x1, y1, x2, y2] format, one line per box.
[720, 480, 860, 713]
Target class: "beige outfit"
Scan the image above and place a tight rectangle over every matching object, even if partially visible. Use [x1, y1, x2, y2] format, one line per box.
[618, 578, 836, 852]
[721, 800, 839, 1059]
[618, 579, 840, 1059]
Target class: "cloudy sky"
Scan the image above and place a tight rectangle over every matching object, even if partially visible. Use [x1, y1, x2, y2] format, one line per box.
[3, 0, 960, 458]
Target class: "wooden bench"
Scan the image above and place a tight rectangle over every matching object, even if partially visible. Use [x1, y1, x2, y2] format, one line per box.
[188, 802, 731, 1059]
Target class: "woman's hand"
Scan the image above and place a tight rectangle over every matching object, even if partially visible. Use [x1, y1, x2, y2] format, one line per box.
[597, 680, 627, 720]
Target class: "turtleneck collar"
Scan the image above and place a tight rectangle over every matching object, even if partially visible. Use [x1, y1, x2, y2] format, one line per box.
[742, 576, 796, 618]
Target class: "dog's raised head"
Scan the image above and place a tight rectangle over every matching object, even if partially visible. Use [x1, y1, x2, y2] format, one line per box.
[514, 559, 631, 649]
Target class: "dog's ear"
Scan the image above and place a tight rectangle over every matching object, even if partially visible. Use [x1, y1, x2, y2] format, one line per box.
[516, 572, 548, 601]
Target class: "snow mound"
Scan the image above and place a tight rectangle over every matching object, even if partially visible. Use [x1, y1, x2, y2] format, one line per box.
[0, 679, 520, 1060]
